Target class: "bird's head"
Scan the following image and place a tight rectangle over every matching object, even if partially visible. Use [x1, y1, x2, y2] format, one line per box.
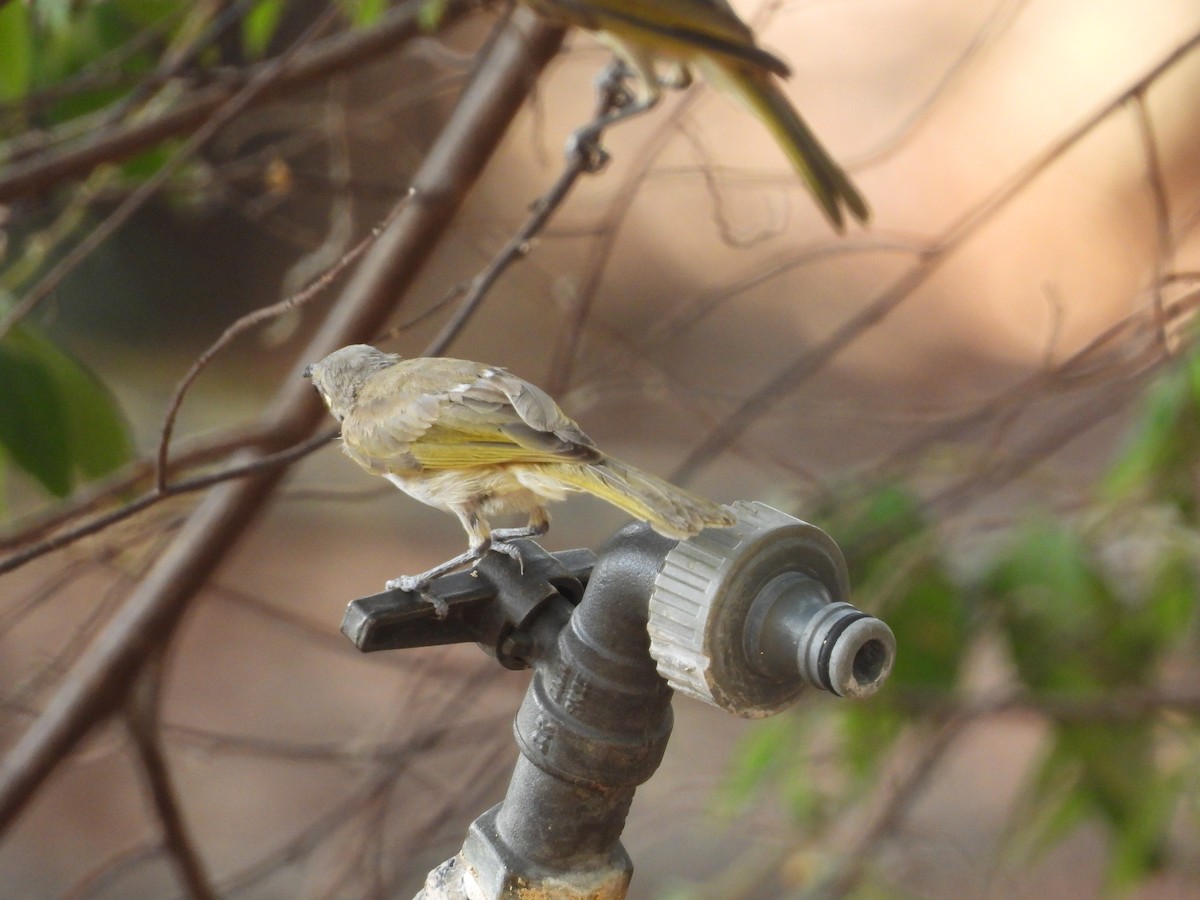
[303, 344, 400, 422]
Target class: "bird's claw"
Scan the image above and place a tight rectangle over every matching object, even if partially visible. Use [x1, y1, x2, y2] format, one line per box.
[565, 129, 610, 173]
[386, 574, 425, 593]
[385, 575, 448, 618]
[491, 541, 525, 574]
[595, 58, 634, 108]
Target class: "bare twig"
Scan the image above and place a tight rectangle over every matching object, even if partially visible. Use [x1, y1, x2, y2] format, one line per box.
[1129, 90, 1174, 351]
[422, 59, 628, 356]
[125, 652, 216, 900]
[155, 193, 411, 491]
[897, 685, 1200, 722]
[546, 78, 708, 394]
[850, 0, 1032, 167]
[0, 422, 266, 553]
[0, 429, 336, 577]
[211, 665, 505, 894]
[872, 285, 1200, 484]
[804, 715, 970, 900]
[61, 844, 165, 900]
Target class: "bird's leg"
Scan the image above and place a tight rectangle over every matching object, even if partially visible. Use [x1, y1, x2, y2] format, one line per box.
[491, 508, 550, 575]
[385, 545, 487, 615]
[567, 52, 662, 172]
[658, 61, 693, 91]
[491, 507, 550, 544]
[595, 57, 635, 110]
[385, 509, 496, 615]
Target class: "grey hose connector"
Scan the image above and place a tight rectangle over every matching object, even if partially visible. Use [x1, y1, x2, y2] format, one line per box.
[648, 501, 895, 716]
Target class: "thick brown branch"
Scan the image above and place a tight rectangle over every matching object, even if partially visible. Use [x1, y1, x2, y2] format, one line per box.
[0, 9, 566, 837]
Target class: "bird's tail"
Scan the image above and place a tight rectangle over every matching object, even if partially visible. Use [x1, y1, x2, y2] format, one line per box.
[545, 458, 736, 539]
[705, 62, 869, 232]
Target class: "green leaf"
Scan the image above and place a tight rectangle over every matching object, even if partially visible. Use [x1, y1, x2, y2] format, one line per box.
[1144, 546, 1197, 640]
[31, 0, 73, 35]
[417, 0, 449, 31]
[0, 327, 133, 496]
[0, 332, 73, 496]
[1104, 352, 1200, 518]
[0, 1, 33, 102]
[717, 715, 801, 814]
[242, 0, 285, 59]
[984, 520, 1116, 692]
[840, 703, 904, 779]
[881, 561, 966, 690]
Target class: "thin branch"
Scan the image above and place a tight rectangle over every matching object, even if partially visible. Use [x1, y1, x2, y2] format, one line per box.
[804, 715, 971, 900]
[871, 284, 1200, 483]
[1129, 90, 1174, 352]
[545, 83, 709, 394]
[0, 422, 266, 553]
[0, 429, 336, 577]
[62, 843, 166, 900]
[155, 193, 411, 491]
[212, 666, 504, 896]
[849, 0, 1032, 168]
[125, 652, 216, 900]
[897, 685, 1200, 722]
[422, 58, 627, 356]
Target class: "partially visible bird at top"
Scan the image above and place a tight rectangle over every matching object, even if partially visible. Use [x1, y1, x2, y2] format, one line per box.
[523, 0, 869, 230]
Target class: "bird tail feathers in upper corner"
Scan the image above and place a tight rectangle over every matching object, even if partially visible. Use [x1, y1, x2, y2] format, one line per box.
[703, 61, 870, 232]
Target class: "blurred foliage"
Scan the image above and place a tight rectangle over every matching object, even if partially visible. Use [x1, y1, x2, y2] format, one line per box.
[713, 350, 1200, 896]
[0, 0, 400, 505]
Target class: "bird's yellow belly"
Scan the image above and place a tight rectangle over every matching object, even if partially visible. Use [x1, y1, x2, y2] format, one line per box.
[384, 465, 572, 516]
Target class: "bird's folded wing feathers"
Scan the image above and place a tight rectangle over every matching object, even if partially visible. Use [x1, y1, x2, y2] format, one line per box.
[345, 362, 601, 470]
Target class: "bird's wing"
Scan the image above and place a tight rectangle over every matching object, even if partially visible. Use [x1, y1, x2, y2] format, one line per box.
[536, 0, 789, 77]
[345, 359, 601, 472]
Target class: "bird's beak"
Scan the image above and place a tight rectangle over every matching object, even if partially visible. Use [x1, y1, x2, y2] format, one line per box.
[302, 364, 314, 379]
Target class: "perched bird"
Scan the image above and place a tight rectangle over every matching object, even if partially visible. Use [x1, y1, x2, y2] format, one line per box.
[304, 344, 735, 593]
[523, 0, 869, 230]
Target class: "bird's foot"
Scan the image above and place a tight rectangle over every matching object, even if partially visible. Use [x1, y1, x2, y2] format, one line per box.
[386, 573, 426, 593]
[565, 126, 610, 173]
[385, 574, 448, 618]
[491, 540, 525, 574]
[595, 58, 634, 106]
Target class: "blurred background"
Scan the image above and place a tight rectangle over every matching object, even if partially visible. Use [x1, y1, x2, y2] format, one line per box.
[2, 0, 1200, 896]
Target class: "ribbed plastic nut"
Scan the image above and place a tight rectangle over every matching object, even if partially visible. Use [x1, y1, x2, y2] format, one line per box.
[648, 500, 849, 717]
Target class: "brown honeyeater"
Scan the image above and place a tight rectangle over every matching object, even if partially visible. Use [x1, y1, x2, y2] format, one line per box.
[304, 345, 735, 592]
[523, 0, 869, 230]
